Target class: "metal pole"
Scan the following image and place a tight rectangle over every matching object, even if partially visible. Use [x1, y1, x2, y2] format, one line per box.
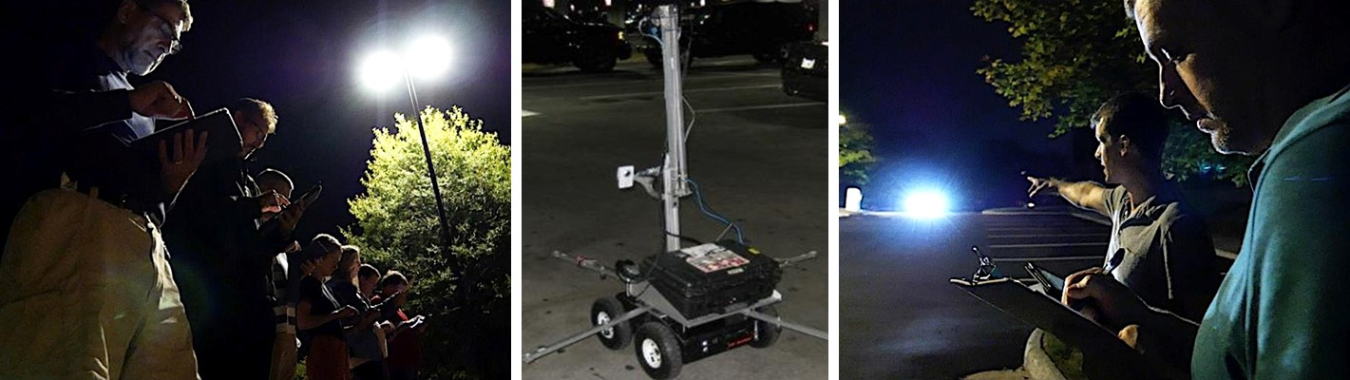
[404, 72, 453, 247]
[656, 4, 686, 253]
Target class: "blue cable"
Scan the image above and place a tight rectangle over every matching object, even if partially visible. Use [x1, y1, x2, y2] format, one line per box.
[685, 178, 744, 243]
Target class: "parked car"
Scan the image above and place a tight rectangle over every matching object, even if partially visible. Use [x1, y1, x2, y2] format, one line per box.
[523, 2, 632, 73]
[781, 40, 826, 101]
[626, 0, 817, 67]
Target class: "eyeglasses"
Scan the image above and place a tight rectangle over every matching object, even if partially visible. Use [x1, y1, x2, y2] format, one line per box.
[136, 2, 183, 55]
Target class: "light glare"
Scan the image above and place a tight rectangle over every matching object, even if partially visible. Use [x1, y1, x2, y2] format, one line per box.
[407, 35, 453, 80]
[360, 50, 403, 94]
[903, 190, 949, 219]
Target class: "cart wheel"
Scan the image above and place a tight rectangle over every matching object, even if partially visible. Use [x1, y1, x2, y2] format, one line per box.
[592, 297, 632, 350]
[634, 321, 682, 379]
[750, 305, 781, 348]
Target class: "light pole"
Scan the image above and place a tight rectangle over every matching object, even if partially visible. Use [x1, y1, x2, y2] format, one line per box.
[359, 35, 455, 246]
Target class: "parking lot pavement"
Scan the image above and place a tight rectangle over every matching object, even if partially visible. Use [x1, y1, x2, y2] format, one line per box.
[522, 55, 827, 379]
[840, 211, 1111, 379]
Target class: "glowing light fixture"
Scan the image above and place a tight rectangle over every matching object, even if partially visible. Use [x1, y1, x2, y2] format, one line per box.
[358, 50, 403, 94]
[407, 35, 453, 81]
[903, 190, 950, 219]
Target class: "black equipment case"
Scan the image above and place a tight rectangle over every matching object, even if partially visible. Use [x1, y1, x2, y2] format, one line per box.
[640, 240, 782, 319]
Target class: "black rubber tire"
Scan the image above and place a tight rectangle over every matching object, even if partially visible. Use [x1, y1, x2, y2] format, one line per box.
[634, 321, 682, 379]
[575, 46, 617, 73]
[750, 305, 781, 348]
[591, 296, 632, 350]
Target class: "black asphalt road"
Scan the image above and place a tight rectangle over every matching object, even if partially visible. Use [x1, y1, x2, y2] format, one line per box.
[840, 210, 1111, 380]
[522, 56, 828, 379]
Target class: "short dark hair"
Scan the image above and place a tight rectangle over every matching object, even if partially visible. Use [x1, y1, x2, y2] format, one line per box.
[358, 264, 380, 280]
[1093, 92, 1169, 162]
[228, 98, 277, 134]
[380, 270, 409, 289]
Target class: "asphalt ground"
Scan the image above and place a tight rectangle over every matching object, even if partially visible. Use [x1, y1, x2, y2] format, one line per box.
[840, 211, 1111, 380]
[522, 56, 828, 379]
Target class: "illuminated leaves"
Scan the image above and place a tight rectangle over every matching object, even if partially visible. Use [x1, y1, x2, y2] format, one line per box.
[344, 106, 510, 378]
[971, 0, 1251, 184]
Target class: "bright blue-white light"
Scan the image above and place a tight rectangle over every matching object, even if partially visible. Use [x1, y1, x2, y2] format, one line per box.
[903, 190, 950, 218]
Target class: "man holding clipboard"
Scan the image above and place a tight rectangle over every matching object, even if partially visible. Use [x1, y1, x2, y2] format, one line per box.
[0, 1, 212, 379]
[161, 98, 314, 380]
[962, 94, 1222, 379]
[1026, 94, 1221, 323]
[1068, 0, 1350, 379]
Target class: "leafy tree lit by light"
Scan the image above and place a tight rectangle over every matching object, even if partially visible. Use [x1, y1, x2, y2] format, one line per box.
[344, 106, 509, 379]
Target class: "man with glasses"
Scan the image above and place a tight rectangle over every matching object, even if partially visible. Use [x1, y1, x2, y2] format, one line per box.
[163, 98, 312, 380]
[0, 1, 205, 379]
[1061, 0, 1350, 378]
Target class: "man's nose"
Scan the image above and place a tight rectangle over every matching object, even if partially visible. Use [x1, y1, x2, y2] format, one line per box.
[1158, 66, 1182, 110]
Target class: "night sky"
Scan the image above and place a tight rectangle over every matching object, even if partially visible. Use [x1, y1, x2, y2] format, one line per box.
[841, 0, 1080, 210]
[11, 0, 511, 237]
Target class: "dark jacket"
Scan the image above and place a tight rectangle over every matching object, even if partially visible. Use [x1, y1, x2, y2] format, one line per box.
[1, 40, 173, 256]
[162, 158, 292, 380]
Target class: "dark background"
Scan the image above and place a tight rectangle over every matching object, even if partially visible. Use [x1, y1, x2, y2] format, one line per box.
[841, 0, 1088, 211]
[3, 0, 510, 238]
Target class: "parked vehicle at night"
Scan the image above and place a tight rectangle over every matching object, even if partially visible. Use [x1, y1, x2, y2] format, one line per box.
[626, 0, 818, 67]
[781, 40, 826, 101]
[524, 2, 632, 73]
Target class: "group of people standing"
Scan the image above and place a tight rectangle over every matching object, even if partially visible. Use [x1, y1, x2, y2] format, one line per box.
[0, 1, 426, 379]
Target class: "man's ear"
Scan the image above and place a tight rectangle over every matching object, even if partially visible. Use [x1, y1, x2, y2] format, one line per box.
[1117, 135, 1133, 157]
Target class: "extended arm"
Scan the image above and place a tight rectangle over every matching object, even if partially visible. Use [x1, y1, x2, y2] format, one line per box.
[1027, 176, 1110, 214]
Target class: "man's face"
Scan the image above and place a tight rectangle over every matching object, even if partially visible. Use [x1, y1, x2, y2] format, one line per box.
[118, 2, 185, 76]
[359, 275, 379, 296]
[234, 113, 269, 159]
[1133, 0, 1268, 155]
[1094, 120, 1124, 183]
[383, 283, 409, 306]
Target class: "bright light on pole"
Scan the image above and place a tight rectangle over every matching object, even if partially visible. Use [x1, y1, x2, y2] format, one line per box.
[359, 50, 403, 94]
[357, 34, 455, 249]
[407, 35, 453, 81]
[903, 190, 950, 219]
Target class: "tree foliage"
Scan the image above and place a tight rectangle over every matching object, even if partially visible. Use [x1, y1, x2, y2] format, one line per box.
[344, 106, 510, 379]
[839, 113, 878, 185]
[972, 0, 1252, 185]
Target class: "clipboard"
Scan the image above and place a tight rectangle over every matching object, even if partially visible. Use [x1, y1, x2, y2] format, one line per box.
[127, 108, 242, 166]
[950, 276, 1148, 379]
